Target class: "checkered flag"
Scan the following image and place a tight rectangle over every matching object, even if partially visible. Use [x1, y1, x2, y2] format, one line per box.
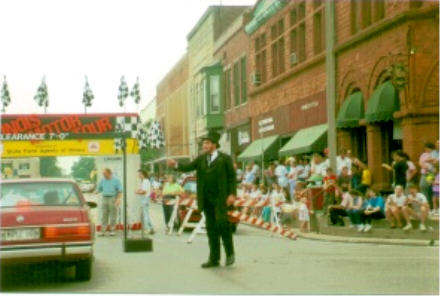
[1, 76, 11, 113]
[34, 76, 49, 113]
[117, 76, 129, 108]
[136, 125, 149, 151]
[113, 122, 124, 153]
[82, 75, 94, 113]
[147, 120, 165, 149]
[130, 76, 141, 105]
[115, 116, 140, 139]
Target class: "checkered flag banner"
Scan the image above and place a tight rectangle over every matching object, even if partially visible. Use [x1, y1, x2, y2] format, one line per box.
[113, 122, 124, 153]
[113, 115, 142, 152]
[33, 77, 49, 111]
[1, 76, 11, 113]
[82, 76, 94, 110]
[136, 125, 149, 151]
[130, 76, 141, 105]
[117, 76, 129, 108]
[147, 120, 165, 149]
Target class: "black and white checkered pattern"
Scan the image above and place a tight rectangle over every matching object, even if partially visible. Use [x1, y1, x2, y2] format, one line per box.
[117, 76, 129, 107]
[82, 76, 94, 108]
[1, 76, 11, 112]
[34, 77, 48, 108]
[147, 120, 165, 149]
[130, 77, 141, 105]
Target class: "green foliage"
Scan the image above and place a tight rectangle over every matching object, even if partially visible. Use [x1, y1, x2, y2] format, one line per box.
[71, 157, 96, 181]
[39, 157, 62, 177]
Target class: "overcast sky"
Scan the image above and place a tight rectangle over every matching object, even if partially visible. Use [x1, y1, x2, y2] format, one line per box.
[0, 0, 255, 115]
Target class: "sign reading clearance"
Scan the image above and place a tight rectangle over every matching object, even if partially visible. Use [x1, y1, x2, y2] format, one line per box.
[0, 113, 139, 158]
[0, 114, 136, 140]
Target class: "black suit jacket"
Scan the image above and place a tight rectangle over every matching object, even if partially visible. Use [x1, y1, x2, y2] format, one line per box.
[176, 151, 237, 214]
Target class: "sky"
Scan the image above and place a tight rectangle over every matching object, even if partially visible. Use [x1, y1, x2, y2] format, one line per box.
[0, 0, 256, 116]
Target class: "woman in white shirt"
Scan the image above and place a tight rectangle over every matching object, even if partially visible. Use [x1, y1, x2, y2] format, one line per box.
[136, 169, 155, 235]
[385, 185, 408, 229]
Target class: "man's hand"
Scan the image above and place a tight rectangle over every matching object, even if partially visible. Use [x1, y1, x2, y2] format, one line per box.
[227, 194, 236, 206]
[167, 159, 177, 168]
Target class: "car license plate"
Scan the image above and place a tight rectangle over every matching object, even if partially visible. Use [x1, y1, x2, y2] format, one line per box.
[1, 228, 41, 241]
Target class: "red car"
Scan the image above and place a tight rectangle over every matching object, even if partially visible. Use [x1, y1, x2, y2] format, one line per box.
[0, 178, 96, 281]
[179, 176, 240, 232]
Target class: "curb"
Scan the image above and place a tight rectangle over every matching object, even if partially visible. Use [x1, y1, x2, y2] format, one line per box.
[294, 230, 439, 247]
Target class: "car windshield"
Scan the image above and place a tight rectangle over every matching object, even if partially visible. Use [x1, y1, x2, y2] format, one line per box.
[0, 182, 82, 208]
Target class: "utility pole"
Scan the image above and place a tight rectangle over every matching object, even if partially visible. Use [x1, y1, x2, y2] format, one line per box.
[325, 0, 337, 171]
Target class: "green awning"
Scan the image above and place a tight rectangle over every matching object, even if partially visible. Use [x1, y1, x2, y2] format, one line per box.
[336, 91, 364, 128]
[237, 135, 280, 162]
[365, 81, 400, 123]
[279, 124, 328, 157]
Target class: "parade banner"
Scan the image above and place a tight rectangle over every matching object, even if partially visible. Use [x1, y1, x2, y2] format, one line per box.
[0, 138, 139, 158]
[0, 113, 139, 141]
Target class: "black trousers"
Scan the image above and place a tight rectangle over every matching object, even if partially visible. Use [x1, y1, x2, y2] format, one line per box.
[329, 208, 348, 225]
[203, 199, 234, 263]
[361, 211, 385, 224]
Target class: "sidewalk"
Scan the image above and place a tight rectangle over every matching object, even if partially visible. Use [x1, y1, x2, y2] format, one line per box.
[294, 229, 439, 247]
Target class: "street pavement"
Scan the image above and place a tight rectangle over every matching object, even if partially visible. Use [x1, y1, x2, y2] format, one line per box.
[1, 198, 439, 294]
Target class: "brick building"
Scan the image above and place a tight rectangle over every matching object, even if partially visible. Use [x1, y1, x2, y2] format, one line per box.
[239, 0, 329, 164]
[237, 0, 438, 189]
[213, 10, 252, 160]
[186, 6, 250, 157]
[156, 54, 191, 163]
[335, 0, 439, 188]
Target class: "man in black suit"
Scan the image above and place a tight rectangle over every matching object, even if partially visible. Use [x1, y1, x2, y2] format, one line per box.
[167, 130, 237, 268]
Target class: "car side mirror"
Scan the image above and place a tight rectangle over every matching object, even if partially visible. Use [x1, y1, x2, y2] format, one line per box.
[87, 201, 98, 209]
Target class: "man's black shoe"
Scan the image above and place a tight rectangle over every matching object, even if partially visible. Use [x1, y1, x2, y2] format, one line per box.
[201, 261, 219, 268]
[225, 254, 235, 266]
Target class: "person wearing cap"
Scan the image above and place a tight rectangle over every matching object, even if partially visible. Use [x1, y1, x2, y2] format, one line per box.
[167, 130, 237, 268]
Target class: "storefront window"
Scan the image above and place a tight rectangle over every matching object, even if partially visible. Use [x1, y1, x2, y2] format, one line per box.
[210, 75, 220, 114]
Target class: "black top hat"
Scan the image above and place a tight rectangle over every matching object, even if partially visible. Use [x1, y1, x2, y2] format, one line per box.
[202, 130, 221, 147]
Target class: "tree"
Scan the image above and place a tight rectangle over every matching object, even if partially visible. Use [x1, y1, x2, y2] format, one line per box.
[71, 157, 95, 181]
[39, 157, 62, 177]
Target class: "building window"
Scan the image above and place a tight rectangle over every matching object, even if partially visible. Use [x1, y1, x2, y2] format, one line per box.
[373, 1, 385, 21]
[210, 75, 220, 114]
[350, 0, 361, 34]
[298, 23, 306, 62]
[298, 1, 306, 20]
[352, 0, 385, 34]
[313, 9, 325, 55]
[271, 19, 285, 78]
[254, 33, 267, 84]
[240, 57, 247, 104]
[290, 1, 306, 66]
[224, 69, 231, 110]
[410, 0, 423, 9]
[361, 0, 372, 29]
[233, 62, 240, 106]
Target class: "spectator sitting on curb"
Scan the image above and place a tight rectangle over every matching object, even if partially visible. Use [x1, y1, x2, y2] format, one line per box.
[404, 184, 430, 231]
[360, 189, 385, 232]
[385, 185, 407, 229]
[346, 190, 364, 231]
[329, 186, 352, 226]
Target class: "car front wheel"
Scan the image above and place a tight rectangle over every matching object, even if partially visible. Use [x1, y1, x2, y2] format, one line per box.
[76, 258, 92, 281]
